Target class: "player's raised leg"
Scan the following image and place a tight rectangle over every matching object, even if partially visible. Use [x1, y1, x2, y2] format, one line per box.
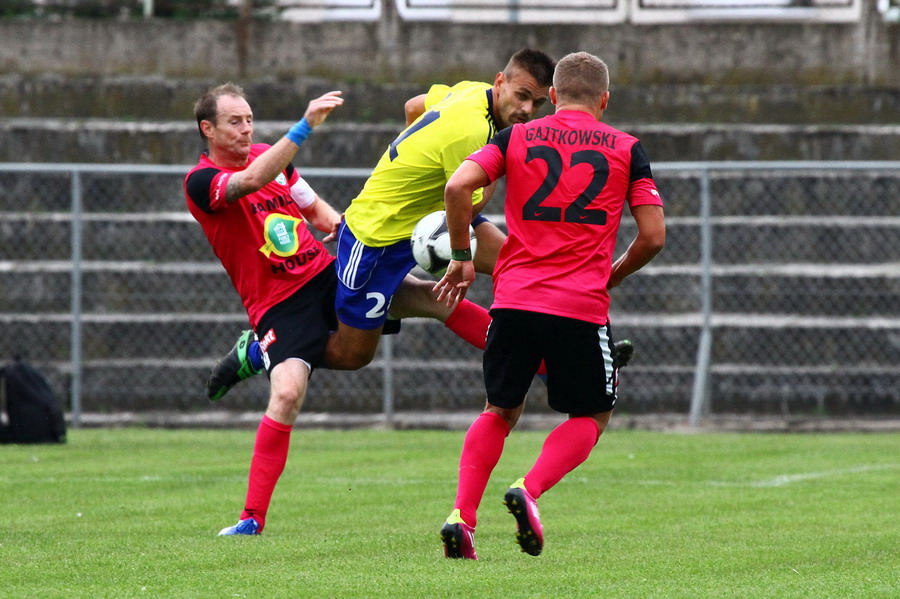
[207, 330, 264, 401]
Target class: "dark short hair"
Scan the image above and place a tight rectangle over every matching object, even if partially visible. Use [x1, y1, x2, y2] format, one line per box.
[503, 48, 555, 88]
[193, 82, 247, 142]
[552, 52, 609, 105]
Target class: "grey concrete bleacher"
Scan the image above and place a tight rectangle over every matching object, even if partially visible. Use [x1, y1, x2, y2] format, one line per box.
[2, 162, 898, 418]
[3, 172, 898, 417]
[4, 73, 899, 124]
[2, 116, 898, 166]
[1, 71, 898, 165]
[1, 5, 898, 420]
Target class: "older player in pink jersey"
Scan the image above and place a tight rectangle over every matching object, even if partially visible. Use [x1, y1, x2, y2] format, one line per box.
[186, 84, 486, 537]
[434, 52, 666, 559]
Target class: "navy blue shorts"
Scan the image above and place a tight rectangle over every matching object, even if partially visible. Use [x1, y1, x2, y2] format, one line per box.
[334, 221, 418, 330]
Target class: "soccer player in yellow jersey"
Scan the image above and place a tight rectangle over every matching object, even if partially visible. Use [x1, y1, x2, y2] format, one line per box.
[329, 49, 556, 369]
[204, 51, 554, 402]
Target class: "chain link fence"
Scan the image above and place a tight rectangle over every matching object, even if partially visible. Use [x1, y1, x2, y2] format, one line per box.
[1, 162, 898, 425]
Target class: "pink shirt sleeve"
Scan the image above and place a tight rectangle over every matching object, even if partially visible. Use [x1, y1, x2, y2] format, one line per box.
[465, 143, 506, 182]
[627, 177, 664, 208]
[208, 171, 232, 212]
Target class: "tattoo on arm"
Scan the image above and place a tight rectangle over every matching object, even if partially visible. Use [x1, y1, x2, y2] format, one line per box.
[224, 174, 246, 204]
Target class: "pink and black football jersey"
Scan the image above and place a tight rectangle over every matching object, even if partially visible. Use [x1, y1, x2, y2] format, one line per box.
[185, 144, 334, 328]
[467, 110, 663, 324]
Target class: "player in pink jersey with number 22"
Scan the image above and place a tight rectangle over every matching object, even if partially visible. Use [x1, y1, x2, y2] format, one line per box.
[435, 52, 666, 559]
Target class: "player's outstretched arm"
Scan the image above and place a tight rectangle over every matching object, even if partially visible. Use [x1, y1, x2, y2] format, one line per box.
[303, 90, 344, 128]
[404, 94, 427, 126]
[434, 160, 489, 305]
[608, 204, 665, 289]
[226, 91, 344, 202]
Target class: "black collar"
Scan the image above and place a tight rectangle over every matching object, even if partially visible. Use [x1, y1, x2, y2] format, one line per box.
[485, 87, 500, 134]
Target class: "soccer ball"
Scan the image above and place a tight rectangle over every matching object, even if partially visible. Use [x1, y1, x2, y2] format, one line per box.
[410, 210, 478, 277]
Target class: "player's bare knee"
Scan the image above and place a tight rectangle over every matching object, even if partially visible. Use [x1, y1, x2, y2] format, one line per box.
[267, 386, 304, 420]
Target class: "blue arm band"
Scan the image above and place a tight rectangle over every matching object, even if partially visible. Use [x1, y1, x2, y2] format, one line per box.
[286, 118, 312, 146]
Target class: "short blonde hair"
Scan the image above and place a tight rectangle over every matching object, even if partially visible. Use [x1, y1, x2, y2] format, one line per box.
[552, 52, 609, 106]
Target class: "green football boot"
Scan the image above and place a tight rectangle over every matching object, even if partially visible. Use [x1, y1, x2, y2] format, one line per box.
[206, 330, 262, 401]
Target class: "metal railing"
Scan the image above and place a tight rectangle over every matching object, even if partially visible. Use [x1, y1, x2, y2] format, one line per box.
[1, 161, 898, 426]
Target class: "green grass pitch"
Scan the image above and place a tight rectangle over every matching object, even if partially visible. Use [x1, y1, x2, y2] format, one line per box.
[1, 427, 897, 598]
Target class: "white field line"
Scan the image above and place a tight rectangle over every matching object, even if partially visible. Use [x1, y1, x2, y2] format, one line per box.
[571, 464, 899, 488]
[7, 465, 896, 488]
[0, 474, 246, 484]
[706, 464, 900, 487]
[0, 474, 428, 486]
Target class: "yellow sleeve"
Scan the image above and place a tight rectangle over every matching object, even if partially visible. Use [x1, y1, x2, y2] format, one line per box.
[440, 138, 485, 205]
[424, 84, 452, 110]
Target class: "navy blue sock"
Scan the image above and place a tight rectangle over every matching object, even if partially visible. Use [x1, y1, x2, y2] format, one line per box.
[248, 341, 264, 372]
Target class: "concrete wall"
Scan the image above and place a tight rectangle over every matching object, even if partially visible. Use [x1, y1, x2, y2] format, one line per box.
[0, 1, 897, 86]
[3, 118, 898, 164]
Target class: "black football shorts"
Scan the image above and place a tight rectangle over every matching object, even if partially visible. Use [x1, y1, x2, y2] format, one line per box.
[483, 308, 619, 415]
[254, 263, 339, 374]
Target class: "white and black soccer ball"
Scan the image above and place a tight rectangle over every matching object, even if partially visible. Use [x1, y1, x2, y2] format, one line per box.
[410, 210, 478, 277]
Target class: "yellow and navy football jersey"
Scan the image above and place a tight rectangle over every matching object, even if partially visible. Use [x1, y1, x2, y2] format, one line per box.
[344, 80, 499, 246]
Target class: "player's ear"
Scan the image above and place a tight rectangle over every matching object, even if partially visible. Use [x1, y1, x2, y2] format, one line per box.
[549, 87, 559, 106]
[200, 119, 215, 140]
[600, 91, 610, 111]
[493, 71, 505, 89]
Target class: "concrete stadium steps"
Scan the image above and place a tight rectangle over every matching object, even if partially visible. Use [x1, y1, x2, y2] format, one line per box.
[2, 213, 896, 268]
[0, 267, 239, 313]
[65, 363, 494, 414]
[3, 75, 897, 125]
[0, 169, 366, 214]
[29, 353, 900, 417]
[46, 364, 900, 416]
[0, 218, 214, 261]
[621, 370, 899, 415]
[613, 269, 900, 316]
[615, 218, 900, 265]
[5, 169, 898, 217]
[8, 315, 897, 366]
[2, 118, 898, 165]
[610, 320, 900, 368]
[655, 173, 900, 219]
[3, 267, 897, 318]
[0, 202, 900, 265]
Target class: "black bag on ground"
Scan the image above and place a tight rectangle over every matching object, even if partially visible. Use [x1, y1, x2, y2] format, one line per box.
[0, 358, 67, 444]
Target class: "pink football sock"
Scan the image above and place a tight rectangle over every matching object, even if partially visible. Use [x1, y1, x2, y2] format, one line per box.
[522, 417, 600, 499]
[444, 300, 547, 375]
[444, 299, 492, 350]
[453, 411, 510, 527]
[240, 415, 293, 532]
